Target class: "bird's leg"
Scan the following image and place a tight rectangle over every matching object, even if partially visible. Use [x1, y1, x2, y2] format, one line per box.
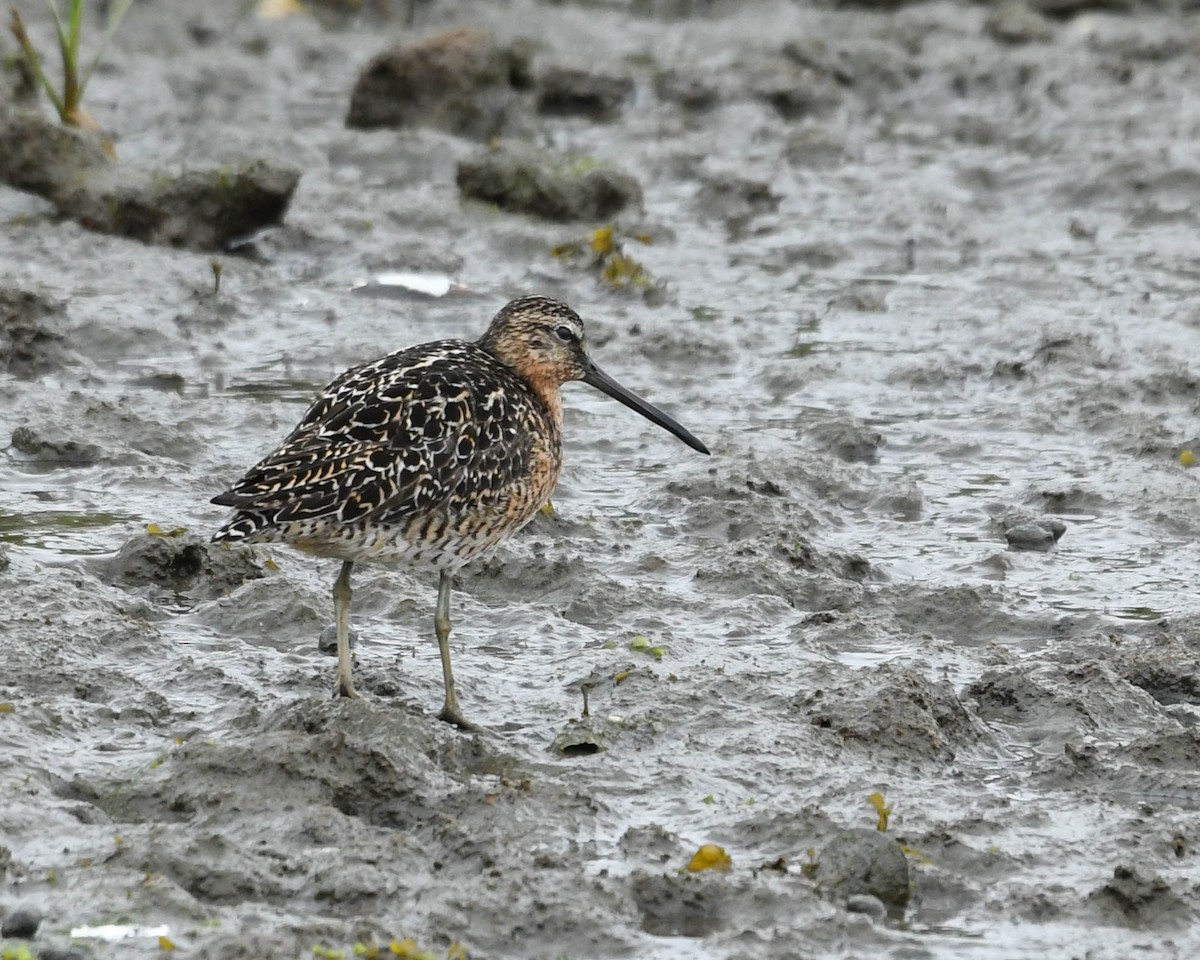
[333, 560, 359, 699]
[434, 570, 479, 731]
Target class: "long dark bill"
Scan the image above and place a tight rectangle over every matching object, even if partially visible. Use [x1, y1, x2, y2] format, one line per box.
[581, 359, 711, 455]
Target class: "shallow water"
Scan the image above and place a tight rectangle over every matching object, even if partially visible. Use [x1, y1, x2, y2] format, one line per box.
[3, 1, 1200, 958]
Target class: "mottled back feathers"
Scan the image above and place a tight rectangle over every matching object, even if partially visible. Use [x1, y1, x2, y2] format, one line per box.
[212, 337, 563, 557]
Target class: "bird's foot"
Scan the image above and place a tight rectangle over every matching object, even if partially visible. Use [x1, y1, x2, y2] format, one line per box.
[437, 704, 483, 733]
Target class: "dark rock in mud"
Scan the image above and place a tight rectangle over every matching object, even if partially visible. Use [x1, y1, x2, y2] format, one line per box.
[0, 906, 41, 937]
[813, 828, 911, 911]
[64, 159, 300, 251]
[536, 65, 633, 118]
[0, 112, 300, 251]
[654, 69, 720, 110]
[986, 2, 1055, 45]
[9, 424, 101, 466]
[996, 511, 1067, 551]
[0, 287, 71, 379]
[457, 141, 643, 222]
[91, 533, 267, 601]
[1003, 521, 1063, 550]
[346, 29, 533, 138]
[0, 543, 10, 572]
[1086, 865, 1193, 929]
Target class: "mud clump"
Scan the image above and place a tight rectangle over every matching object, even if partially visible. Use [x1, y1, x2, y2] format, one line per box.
[0, 288, 72, 379]
[694, 175, 781, 234]
[0, 113, 299, 250]
[654, 69, 720, 110]
[91, 533, 267, 601]
[457, 141, 643, 221]
[805, 417, 885, 464]
[0, 112, 110, 196]
[630, 870, 727, 938]
[9, 424, 101, 466]
[798, 664, 980, 761]
[536, 66, 633, 118]
[1086, 865, 1193, 929]
[346, 29, 533, 138]
[63, 159, 301, 251]
[751, 57, 843, 121]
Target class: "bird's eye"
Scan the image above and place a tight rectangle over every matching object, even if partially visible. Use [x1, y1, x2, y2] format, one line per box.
[554, 324, 577, 343]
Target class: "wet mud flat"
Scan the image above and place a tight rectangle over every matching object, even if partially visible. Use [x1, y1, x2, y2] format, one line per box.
[2, 0, 1200, 958]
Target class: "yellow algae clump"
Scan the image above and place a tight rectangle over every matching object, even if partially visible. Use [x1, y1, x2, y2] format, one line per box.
[686, 844, 732, 872]
[868, 792, 893, 832]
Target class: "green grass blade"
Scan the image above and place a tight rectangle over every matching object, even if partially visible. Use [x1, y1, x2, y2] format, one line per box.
[66, 0, 82, 61]
[63, 0, 83, 110]
[78, 0, 134, 97]
[9, 6, 67, 118]
[40, 0, 80, 114]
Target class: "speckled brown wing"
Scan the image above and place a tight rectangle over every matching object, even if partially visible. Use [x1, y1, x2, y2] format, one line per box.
[212, 340, 546, 542]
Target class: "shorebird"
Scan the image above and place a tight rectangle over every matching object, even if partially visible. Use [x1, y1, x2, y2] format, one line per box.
[212, 296, 709, 729]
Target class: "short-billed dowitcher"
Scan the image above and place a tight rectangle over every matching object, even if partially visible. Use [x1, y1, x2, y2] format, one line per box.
[212, 296, 709, 729]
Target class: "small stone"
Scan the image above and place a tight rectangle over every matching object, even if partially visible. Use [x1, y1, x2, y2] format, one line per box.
[845, 894, 888, 921]
[318, 623, 358, 654]
[1005, 520, 1066, 551]
[2, 907, 42, 938]
[986, 2, 1054, 45]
